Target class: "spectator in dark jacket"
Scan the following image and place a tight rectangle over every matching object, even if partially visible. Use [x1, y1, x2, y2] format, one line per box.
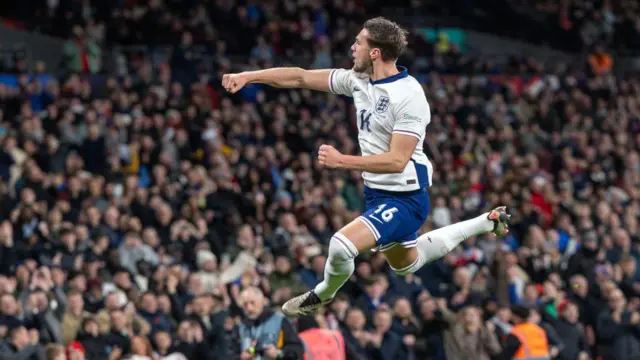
[189, 294, 228, 358]
[354, 275, 392, 322]
[617, 256, 640, 300]
[105, 310, 131, 355]
[415, 298, 449, 360]
[151, 330, 184, 359]
[0, 293, 23, 337]
[367, 307, 408, 360]
[0, 325, 46, 360]
[77, 317, 110, 360]
[170, 31, 198, 86]
[341, 307, 370, 360]
[555, 301, 590, 360]
[565, 234, 599, 283]
[390, 297, 421, 338]
[169, 320, 210, 360]
[81, 124, 106, 174]
[568, 274, 602, 329]
[596, 288, 640, 360]
[137, 292, 172, 333]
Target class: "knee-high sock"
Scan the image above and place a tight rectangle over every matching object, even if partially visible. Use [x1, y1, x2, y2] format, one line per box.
[314, 233, 359, 301]
[393, 213, 495, 275]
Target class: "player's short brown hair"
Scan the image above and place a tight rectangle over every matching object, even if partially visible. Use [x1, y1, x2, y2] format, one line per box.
[363, 17, 409, 62]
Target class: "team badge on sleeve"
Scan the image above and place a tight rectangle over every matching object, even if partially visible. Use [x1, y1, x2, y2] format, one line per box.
[375, 96, 390, 114]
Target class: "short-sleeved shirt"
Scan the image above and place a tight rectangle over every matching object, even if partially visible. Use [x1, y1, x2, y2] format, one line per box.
[328, 66, 433, 192]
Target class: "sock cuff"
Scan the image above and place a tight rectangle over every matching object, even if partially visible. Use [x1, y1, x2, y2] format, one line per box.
[333, 232, 359, 258]
[391, 252, 424, 275]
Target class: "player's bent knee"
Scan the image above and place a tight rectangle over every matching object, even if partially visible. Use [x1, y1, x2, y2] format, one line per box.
[328, 232, 359, 263]
[391, 252, 425, 275]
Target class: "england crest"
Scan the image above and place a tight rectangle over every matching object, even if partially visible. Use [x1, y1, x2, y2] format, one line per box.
[375, 96, 390, 114]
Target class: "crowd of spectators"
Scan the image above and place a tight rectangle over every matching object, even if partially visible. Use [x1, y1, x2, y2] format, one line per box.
[497, 0, 640, 53]
[5, 0, 640, 59]
[0, 0, 640, 360]
[521, 0, 639, 53]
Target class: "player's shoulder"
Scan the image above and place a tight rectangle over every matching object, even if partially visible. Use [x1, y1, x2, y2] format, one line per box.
[405, 74, 426, 91]
[388, 75, 427, 103]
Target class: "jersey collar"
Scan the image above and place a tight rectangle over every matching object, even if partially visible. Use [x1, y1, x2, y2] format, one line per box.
[369, 66, 408, 85]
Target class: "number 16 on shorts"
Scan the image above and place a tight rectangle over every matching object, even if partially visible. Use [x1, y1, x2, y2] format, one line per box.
[369, 204, 398, 223]
[360, 188, 429, 248]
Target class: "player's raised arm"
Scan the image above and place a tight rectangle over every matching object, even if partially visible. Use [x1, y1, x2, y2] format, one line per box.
[222, 68, 333, 93]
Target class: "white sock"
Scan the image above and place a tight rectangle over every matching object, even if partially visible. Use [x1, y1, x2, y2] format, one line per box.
[395, 213, 495, 274]
[314, 233, 358, 301]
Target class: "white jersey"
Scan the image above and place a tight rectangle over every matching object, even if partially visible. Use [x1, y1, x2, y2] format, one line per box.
[328, 66, 433, 192]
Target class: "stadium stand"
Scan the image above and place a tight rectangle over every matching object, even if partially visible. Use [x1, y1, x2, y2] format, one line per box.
[0, 0, 639, 360]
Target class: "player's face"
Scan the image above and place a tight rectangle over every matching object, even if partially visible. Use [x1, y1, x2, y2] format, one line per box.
[351, 29, 373, 73]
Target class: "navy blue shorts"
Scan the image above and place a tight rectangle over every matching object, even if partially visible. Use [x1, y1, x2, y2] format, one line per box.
[358, 186, 430, 252]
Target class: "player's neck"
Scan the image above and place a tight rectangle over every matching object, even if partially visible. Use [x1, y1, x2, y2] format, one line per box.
[370, 62, 400, 82]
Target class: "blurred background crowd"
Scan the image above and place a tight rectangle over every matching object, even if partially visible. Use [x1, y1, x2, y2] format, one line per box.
[0, 0, 639, 360]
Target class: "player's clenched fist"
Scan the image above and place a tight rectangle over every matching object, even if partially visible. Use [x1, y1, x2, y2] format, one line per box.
[222, 73, 248, 93]
[318, 144, 344, 169]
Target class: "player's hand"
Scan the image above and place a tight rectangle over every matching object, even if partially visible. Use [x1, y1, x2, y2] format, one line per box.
[240, 351, 254, 360]
[222, 73, 248, 94]
[318, 144, 344, 169]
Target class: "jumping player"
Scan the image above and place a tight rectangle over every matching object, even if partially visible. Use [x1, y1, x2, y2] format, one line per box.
[222, 17, 510, 316]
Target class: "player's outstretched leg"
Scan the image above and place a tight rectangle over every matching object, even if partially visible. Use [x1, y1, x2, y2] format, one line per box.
[392, 206, 511, 275]
[282, 233, 358, 316]
[282, 220, 377, 316]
